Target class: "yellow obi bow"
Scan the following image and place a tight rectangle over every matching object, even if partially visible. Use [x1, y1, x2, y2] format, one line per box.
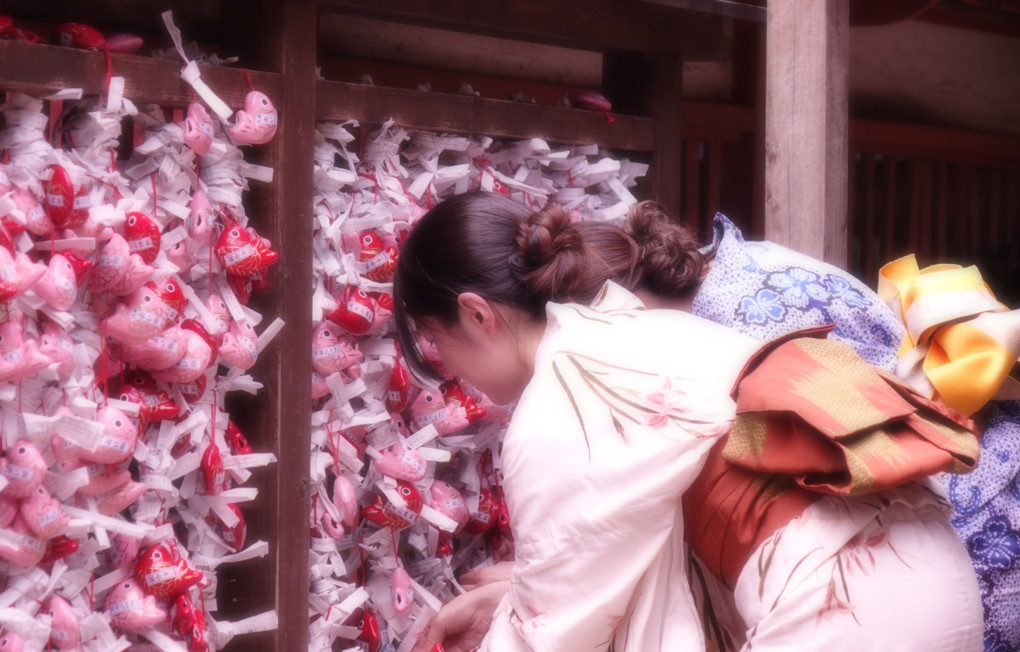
[878, 254, 1020, 416]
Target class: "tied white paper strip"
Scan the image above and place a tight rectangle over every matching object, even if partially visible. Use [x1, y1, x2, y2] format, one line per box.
[161, 11, 233, 123]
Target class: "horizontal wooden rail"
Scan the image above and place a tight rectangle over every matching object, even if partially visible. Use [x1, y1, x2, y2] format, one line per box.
[316, 79, 657, 150]
[317, 0, 728, 59]
[851, 118, 1020, 168]
[0, 40, 281, 109]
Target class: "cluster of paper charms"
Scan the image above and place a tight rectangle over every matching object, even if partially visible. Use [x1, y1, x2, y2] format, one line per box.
[307, 120, 647, 650]
[0, 58, 283, 652]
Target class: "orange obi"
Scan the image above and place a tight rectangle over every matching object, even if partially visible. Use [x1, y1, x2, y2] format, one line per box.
[684, 327, 979, 588]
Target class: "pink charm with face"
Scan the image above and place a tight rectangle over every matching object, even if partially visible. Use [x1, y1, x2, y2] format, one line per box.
[149, 321, 215, 383]
[227, 91, 278, 145]
[311, 321, 361, 375]
[38, 322, 75, 379]
[76, 465, 131, 496]
[392, 566, 413, 615]
[20, 484, 68, 538]
[1, 439, 47, 498]
[103, 284, 170, 344]
[428, 481, 469, 530]
[107, 533, 142, 570]
[408, 387, 469, 436]
[124, 211, 162, 265]
[105, 577, 167, 630]
[0, 317, 50, 381]
[119, 325, 187, 370]
[47, 595, 80, 650]
[375, 447, 427, 482]
[135, 541, 203, 598]
[333, 475, 358, 530]
[34, 253, 78, 311]
[183, 102, 215, 157]
[0, 514, 47, 567]
[0, 630, 23, 652]
[219, 318, 259, 369]
[11, 187, 52, 236]
[75, 406, 137, 465]
[167, 240, 194, 275]
[89, 233, 132, 294]
[152, 279, 186, 324]
[96, 479, 147, 516]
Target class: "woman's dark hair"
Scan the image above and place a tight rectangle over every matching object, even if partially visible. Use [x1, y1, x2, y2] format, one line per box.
[393, 192, 703, 380]
[624, 200, 706, 298]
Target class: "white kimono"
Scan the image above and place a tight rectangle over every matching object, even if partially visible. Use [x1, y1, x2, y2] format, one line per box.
[480, 282, 759, 652]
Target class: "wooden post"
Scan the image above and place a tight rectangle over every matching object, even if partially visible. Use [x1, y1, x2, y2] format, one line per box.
[651, 54, 686, 219]
[220, 0, 317, 650]
[764, 0, 850, 267]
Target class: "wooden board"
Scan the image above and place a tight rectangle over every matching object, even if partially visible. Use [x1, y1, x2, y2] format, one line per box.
[317, 0, 729, 60]
[0, 39, 281, 109]
[317, 80, 656, 150]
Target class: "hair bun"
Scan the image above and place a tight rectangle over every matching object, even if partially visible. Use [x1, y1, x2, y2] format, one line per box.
[510, 206, 588, 300]
[625, 201, 705, 296]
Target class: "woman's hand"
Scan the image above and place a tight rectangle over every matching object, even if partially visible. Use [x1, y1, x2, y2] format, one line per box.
[458, 561, 514, 592]
[411, 580, 510, 652]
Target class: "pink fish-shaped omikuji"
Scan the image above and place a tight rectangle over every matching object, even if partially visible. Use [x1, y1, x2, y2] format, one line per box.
[375, 447, 427, 482]
[106, 533, 142, 570]
[0, 630, 24, 652]
[76, 464, 132, 497]
[103, 283, 170, 344]
[10, 187, 51, 236]
[392, 566, 414, 615]
[152, 278, 187, 324]
[183, 102, 215, 157]
[167, 240, 194, 276]
[327, 285, 375, 335]
[118, 325, 187, 370]
[441, 378, 487, 423]
[124, 211, 161, 265]
[357, 231, 398, 283]
[0, 514, 46, 567]
[318, 475, 359, 539]
[75, 406, 137, 465]
[215, 223, 279, 277]
[311, 321, 361, 375]
[171, 592, 210, 652]
[59, 248, 93, 285]
[47, 595, 80, 650]
[96, 478, 147, 516]
[187, 190, 215, 245]
[0, 246, 46, 301]
[90, 233, 153, 295]
[135, 540, 203, 598]
[408, 387, 470, 436]
[428, 481, 469, 531]
[38, 322, 75, 378]
[105, 577, 167, 630]
[0, 494, 17, 527]
[20, 484, 68, 538]
[219, 318, 259, 369]
[150, 319, 217, 383]
[1, 439, 47, 498]
[361, 482, 422, 530]
[227, 91, 278, 145]
[0, 317, 51, 381]
[207, 503, 246, 553]
[34, 253, 79, 311]
[206, 293, 231, 334]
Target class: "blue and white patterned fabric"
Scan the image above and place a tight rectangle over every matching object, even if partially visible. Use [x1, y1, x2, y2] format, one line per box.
[690, 214, 1020, 652]
[942, 401, 1020, 652]
[690, 214, 904, 372]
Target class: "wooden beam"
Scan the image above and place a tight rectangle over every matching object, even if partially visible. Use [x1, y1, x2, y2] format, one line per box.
[649, 55, 686, 218]
[317, 0, 728, 60]
[316, 81, 656, 151]
[764, 0, 850, 267]
[637, 0, 766, 22]
[851, 118, 1020, 168]
[0, 39, 280, 108]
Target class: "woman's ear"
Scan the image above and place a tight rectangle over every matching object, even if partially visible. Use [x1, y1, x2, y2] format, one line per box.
[456, 292, 500, 337]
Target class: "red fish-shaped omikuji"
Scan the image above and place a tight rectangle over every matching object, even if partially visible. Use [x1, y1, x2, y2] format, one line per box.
[206, 503, 246, 553]
[171, 592, 210, 652]
[215, 223, 279, 277]
[326, 286, 375, 335]
[135, 540, 203, 598]
[361, 482, 422, 529]
[201, 442, 226, 495]
[124, 212, 161, 265]
[224, 420, 252, 455]
[357, 231, 398, 282]
[52, 23, 106, 50]
[441, 378, 487, 423]
[386, 360, 411, 412]
[44, 165, 90, 229]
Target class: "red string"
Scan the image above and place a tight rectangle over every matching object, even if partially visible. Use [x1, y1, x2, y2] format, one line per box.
[567, 168, 575, 188]
[151, 173, 158, 218]
[243, 68, 255, 93]
[604, 111, 615, 124]
[103, 46, 113, 96]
